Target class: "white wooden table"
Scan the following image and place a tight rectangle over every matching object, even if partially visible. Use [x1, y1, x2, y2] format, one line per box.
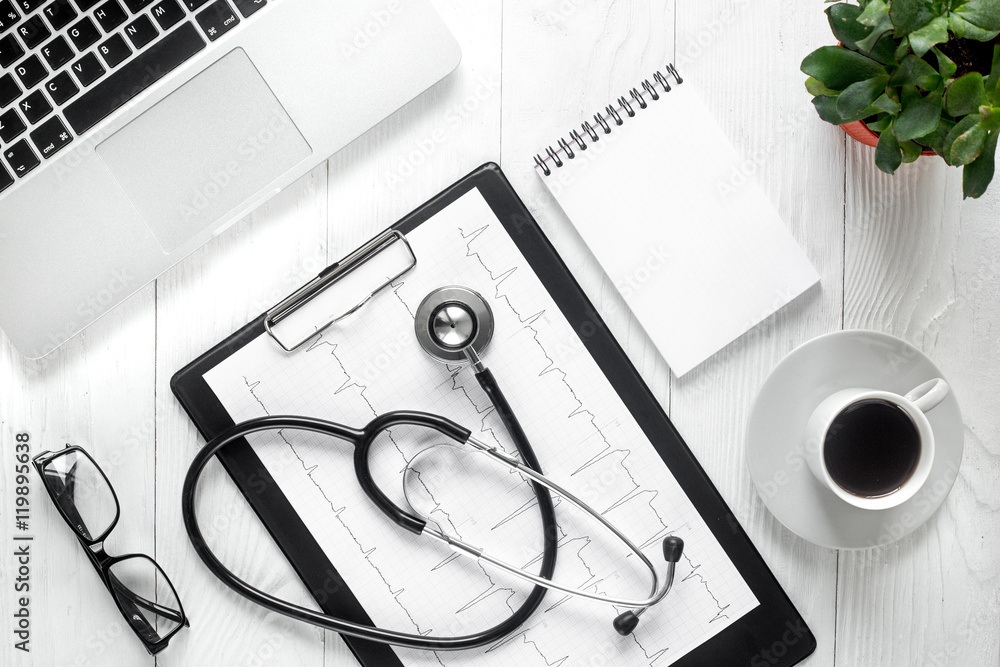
[3, 2, 999, 665]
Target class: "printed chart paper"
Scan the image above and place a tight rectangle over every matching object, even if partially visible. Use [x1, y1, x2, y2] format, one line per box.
[204, 189, 758, 666]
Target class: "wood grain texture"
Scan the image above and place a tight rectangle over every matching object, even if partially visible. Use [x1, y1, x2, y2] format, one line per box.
[669, 2, 844, 666]
[1, 287, 157, 667]
[839, 142, 1000, 666]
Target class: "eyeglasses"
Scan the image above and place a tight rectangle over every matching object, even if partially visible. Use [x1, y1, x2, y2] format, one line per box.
[32, 445, 189, 655]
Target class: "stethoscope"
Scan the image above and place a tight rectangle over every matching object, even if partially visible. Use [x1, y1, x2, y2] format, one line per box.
[182, 286, 683, 651]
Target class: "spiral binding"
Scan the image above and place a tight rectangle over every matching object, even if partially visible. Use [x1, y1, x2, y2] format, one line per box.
[533, 64, 682, 176]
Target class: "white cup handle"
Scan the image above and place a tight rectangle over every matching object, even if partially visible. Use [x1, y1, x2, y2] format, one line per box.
[904, 378, 950, 413]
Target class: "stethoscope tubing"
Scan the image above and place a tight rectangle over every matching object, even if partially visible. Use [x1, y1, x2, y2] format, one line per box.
[182, 410, 559, 651]
[182, 286, 678, 649]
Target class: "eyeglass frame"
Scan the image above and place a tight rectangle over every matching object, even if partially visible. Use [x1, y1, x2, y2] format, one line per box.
[32, 444, 189, 655]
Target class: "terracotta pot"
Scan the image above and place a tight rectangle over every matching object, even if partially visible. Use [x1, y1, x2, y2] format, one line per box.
[841, 119, 937, 156]
[832, 42, 938, 157]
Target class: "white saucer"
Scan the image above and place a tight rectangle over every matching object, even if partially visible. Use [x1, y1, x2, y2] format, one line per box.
[746, 330, 964, 549]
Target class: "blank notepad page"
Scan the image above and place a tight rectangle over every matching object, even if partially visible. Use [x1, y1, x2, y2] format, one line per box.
[535, 79, 820, 376]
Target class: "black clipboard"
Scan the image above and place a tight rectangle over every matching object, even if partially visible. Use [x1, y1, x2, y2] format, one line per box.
[171, 163, 816, 666]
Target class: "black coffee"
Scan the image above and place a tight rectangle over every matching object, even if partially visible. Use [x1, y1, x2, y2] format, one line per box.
[823, 399, 921, 498]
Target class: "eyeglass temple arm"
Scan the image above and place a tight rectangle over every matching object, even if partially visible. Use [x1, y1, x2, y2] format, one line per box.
[108, 574, 186, 625]
[45, 467, 96, 541]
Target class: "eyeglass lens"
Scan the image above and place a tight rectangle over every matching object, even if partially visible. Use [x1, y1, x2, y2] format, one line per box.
[108, 556, 185, 642]
[39, 449, 117, 542]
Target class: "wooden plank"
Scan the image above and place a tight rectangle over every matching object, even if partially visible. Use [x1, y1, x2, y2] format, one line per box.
[154, 165, 330, 667]
[839, 142, 1000, 665]
[669, 3, 842, 666]
[0, 286, 157, 666]
[320, 0, 503, 663]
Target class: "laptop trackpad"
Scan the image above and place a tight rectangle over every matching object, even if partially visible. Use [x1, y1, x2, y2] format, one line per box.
[97, 49, 311, 253]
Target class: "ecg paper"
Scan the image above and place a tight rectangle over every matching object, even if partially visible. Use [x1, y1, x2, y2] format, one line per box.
[204, 189, 758, 666]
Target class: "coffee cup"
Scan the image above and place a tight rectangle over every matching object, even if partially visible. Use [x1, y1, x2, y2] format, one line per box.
[805, 378, 949, 510]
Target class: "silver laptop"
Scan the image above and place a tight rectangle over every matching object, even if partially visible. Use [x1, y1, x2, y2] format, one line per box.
[0, 0, 461, 358]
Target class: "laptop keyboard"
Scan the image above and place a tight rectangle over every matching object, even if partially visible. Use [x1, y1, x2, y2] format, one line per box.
[0, 0, 269, 194]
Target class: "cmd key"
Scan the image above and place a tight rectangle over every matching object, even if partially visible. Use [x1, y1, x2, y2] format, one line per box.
[64, 22, 205, 134]
[196, 1, 239, 41]
[29, 115, 72, 158]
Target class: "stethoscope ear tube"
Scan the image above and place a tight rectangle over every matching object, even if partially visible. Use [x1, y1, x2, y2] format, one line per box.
[354, 410, 473, 535]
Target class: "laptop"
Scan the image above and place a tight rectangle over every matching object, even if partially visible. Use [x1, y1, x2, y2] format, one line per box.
[0, 0, 461, 359]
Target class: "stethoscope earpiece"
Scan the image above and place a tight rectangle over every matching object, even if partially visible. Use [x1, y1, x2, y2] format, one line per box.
[612, 536, 684, 636]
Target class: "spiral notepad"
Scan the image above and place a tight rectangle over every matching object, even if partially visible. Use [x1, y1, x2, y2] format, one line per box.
[534, 66, 820, 376]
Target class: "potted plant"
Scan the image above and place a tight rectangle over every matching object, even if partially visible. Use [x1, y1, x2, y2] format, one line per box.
[801, 0, 1000, 198]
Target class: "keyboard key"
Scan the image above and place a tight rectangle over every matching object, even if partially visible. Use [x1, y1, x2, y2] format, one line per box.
[73, 0, 101, 10]
[97, 32, 129, 66]
[70, 51, 104, 86]
[15, 0, 45, 13]
[44, 70, 77, 104]
[4, 138, 39, 176]
[123, 0, 152, 11]
[19, 89, 51, 123]
[14, 54, 46, 88]
[0, 108, 26, 142]
[43, 0, 77, 30]
[0, 73, 20, 107]
[184, 0, 208, 9]
[0, 164, 13, 192]
[0, 33, 24, 68]
[196, 0, 237, 41]
[0, 1, 21, 34]
[29, 115, 71, 157]
[17, 14, 49, 49]
[93, 0, 126, 32]
[123, 14, 155, 48]
[40, 34, 72, 68]
[151, 0, 182, 30]
[68, 15, 99, 49]
[65, 22, 204, 133]
[231, 0, 264, 18]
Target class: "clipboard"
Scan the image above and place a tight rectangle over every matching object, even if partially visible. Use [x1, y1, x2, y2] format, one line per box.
[171, 163, 816, 666]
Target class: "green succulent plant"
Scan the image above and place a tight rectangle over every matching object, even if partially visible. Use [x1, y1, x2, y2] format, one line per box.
[801, 0, 1000, 198]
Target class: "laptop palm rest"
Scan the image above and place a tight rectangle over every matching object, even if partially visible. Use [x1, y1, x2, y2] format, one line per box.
[96, 48, 312, 253]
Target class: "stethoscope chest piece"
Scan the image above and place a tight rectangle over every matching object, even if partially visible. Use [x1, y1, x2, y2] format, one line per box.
[415, 286, 494, 363]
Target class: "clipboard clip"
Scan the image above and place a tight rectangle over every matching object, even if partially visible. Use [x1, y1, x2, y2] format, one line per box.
[264, 230, 417, 352]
